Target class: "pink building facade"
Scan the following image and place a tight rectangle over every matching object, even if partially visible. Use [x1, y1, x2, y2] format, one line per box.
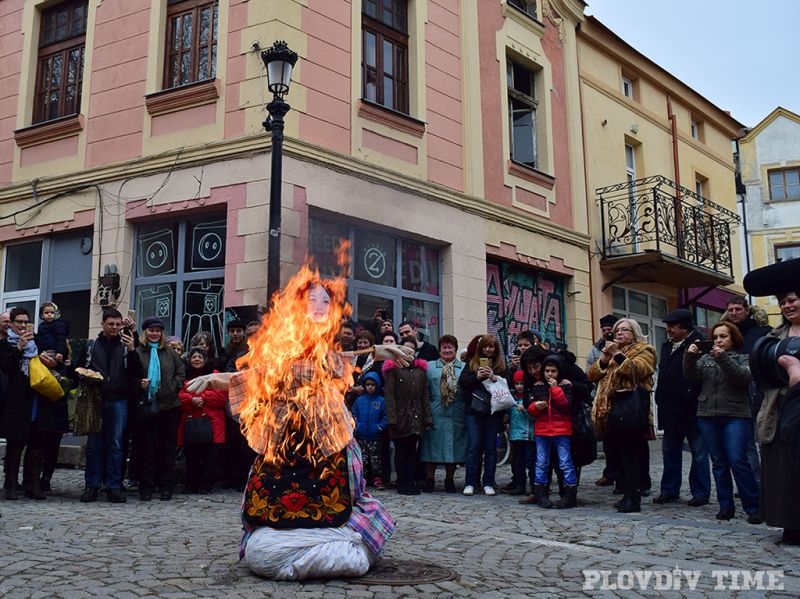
[0, 0, 591, 357]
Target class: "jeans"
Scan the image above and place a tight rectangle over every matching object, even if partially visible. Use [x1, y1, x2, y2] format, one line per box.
[697, 417, 760, 515]
[659, 427, 710, 499]
[465, 413, 501, 487]
[85, 399, 128, 491]
[535, 436, 577, 486]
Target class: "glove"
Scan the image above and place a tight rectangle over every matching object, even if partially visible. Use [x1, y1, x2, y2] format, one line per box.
[373, 344, 415, 367]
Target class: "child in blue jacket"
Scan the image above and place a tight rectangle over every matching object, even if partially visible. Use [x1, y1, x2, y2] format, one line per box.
[351, 371, 388, 489]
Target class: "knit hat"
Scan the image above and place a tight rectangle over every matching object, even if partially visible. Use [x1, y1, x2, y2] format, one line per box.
[529, 329, 543, 342]
[166, 335, 182, 346]
[227, 318, 246, 330]
[187, 346, 208, 360]
[513, 369, 525, 383]
[599, 314, 618, 327]
[141, 316, 165, 331]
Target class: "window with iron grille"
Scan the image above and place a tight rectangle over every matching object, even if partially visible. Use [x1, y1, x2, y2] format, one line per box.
[507, 57, 538, 169]
[33, 0, 88, 124]
[768, 167, 800, 201]
[164, 0, 219, 89]
[362, 0, 409, 114]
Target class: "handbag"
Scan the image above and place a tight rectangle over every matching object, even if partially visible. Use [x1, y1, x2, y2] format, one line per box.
[484, 377, 516, 414]
[73, 383, 103, 435]
[29, 355, 65, 401]
[184, 413, 213, 445]
[470, 387, 491, 415]
[242, 449, 352, 529]
[609, 365, 650, 431]
[572, 398, 596, 440]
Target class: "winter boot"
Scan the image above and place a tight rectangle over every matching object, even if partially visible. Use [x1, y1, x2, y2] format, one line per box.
[509, 481, 527, 496]
[616, 491, 641, 513]
[3, 446, 23, 500]
[555, 484, 578, 509]
[535, 483, 553, 508]
[519, 483, 543, 505]
[23, 449, 46, 500]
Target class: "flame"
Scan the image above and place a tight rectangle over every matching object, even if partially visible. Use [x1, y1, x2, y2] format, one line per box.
[237, 243, 354, 468]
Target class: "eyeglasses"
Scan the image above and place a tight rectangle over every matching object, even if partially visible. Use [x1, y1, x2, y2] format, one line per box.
[13, 320, 30, 325]
[615, 327, 633, 333]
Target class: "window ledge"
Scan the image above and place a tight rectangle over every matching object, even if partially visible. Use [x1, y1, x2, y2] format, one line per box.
[145, 79, 219, 117]
[508, 160, 555, 189]
[503, 4, 545, 37]
[358, 100, 426, 138]
[14, 114, 84, 149]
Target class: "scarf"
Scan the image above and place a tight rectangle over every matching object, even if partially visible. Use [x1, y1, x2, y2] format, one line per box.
[439, 359, 459, 408]
[7, 329, 38, 376]
[146, 342, 162, 402]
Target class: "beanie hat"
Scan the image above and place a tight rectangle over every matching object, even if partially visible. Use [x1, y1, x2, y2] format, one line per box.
[513, 370, 525, 383]
[166, 335, 182, 346]
[599, 314, 618, 327]
[227, 318, 246, 330]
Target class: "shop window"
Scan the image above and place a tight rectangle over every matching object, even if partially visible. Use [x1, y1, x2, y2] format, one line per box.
[133, 214, 226, 350]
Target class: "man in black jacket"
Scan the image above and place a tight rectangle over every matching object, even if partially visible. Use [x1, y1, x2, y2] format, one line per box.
[653, 309, 711, 506]
[78, 308, 139, 504]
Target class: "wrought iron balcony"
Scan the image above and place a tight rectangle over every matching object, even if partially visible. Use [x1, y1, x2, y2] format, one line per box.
[596, 175, 740, 288]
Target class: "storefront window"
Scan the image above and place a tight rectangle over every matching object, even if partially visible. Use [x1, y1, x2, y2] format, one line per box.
[401, 240, 439, 295]
[354, 229, 396, 287]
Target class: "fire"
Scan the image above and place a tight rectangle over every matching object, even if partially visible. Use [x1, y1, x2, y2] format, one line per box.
[237, 244, 354, 468]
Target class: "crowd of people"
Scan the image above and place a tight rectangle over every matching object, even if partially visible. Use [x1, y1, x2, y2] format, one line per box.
[0, 279, 798, 548]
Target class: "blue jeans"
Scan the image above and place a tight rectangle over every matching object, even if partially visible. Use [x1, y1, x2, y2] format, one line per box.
[465, 413, 501, 487]
[85, 399, 128, 491]
[659, 427, 710, 499]
[697, 417, 760, 515]
[535, 436, 577, 486]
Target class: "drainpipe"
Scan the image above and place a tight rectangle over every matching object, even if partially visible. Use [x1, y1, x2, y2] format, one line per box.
[734, 137, 752, 302]
[667, 96, 684, 260]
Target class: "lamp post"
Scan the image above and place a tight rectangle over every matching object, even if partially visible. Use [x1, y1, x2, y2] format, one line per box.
[261, 40, 298, 303]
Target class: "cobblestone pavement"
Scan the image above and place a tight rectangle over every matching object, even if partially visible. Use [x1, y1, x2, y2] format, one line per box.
[1, 445, 798, 598]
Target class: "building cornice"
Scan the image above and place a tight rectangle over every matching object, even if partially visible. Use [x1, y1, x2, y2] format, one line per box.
[0, 134, 590, 250]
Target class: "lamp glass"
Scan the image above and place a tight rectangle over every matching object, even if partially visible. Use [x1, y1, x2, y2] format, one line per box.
[267, 60, 292, 95]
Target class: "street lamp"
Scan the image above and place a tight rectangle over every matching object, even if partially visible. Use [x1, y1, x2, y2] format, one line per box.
[261, 40, 298, 303]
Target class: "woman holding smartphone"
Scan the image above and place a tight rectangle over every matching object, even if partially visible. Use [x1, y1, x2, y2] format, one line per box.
[458, 334, 506, 496]
[684, 321, 761, 523]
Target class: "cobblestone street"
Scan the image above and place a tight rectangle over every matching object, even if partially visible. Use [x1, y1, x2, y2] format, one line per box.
[1, 445, 798, 598]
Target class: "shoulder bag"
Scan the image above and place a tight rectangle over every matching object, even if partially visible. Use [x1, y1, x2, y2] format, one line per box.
[609, 363, 650, 431]
[184, 413, 213, 445]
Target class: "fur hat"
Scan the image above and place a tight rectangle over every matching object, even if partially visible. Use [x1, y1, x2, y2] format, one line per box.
[599, 314, 618, 327]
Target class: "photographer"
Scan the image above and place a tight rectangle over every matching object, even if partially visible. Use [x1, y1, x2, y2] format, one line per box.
[743, 258, 800, 545]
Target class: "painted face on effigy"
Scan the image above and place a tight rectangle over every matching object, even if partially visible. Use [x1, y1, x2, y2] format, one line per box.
[306, 283, 332, 323]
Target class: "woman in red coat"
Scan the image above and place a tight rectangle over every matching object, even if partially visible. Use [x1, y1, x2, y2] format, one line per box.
[178, 347, 227, 493]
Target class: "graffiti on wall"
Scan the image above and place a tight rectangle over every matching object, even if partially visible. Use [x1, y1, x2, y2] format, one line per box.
[486, 261, 566, 359]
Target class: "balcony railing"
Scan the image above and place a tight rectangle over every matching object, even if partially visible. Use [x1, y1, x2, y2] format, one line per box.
[597, 175, 740, 280]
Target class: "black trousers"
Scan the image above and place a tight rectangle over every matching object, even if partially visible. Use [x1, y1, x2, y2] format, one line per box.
[136, 406, 180, 493]
[185, 443, 218, 491]
[608, 429, 649, 499]
[393, 435, 419, 492]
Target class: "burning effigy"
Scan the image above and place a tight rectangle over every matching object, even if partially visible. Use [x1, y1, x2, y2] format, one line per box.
[188, 254, 405, 580]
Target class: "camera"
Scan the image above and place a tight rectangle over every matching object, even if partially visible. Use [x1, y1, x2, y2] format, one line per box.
[513, 348, 521, 357]
[695, 340, 713, 354]
[604, 331, 615, 341]
[750, 336, 800, 388]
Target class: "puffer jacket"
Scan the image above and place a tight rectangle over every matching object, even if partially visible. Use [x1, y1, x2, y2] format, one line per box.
[351, 371, 388, 441]
[683, 350, 751, 419]
[383, 358, 432, 439]
[527, 383, 573, 437]
[177, 369, 228, 445]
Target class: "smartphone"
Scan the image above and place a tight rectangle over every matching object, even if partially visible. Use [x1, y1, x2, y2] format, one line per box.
[127, 309, 136, 321]
[25, 323, 34, 334]
[513, 348, 521, 357]
[605, 331, 615, 341]
[379, 308, 387, 320]
[696, 340, 714, 353]
[479, 357, 490, 368]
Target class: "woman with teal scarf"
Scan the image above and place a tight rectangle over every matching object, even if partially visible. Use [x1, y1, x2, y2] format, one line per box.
[133, 316, 185, 501]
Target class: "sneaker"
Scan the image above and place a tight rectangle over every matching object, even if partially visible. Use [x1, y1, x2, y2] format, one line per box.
[107, 488, 127, 504]
[483, 486, 496, 496]
[463, 485, 475, 496]
[80, 487, 99, 503]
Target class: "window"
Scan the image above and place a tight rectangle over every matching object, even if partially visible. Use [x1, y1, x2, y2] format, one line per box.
[768, 168, 800, 201]
[507, 58, 538, 169]
[33, 0, 88, 124]
[625, 143, 639, 251]
[309, 217, 441, 343]
[508, 0, 537, 19]
[362, 0, 409, 114]
[164, 0, 219, 89]
[611, 286, 667, 351]
[776, 244, 800, 262]
[621, 76, 634, 99]
[691, 120, 699, 139]
[133, 214, 226, 350]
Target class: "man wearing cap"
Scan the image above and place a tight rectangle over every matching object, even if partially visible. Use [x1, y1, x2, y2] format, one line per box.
[77, 308, 139, 504]
[653, 308, 711, 506]
[587, 314, 620, 487]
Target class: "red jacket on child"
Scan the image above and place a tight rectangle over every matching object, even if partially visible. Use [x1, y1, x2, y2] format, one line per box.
[527, 383, 573, 437]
